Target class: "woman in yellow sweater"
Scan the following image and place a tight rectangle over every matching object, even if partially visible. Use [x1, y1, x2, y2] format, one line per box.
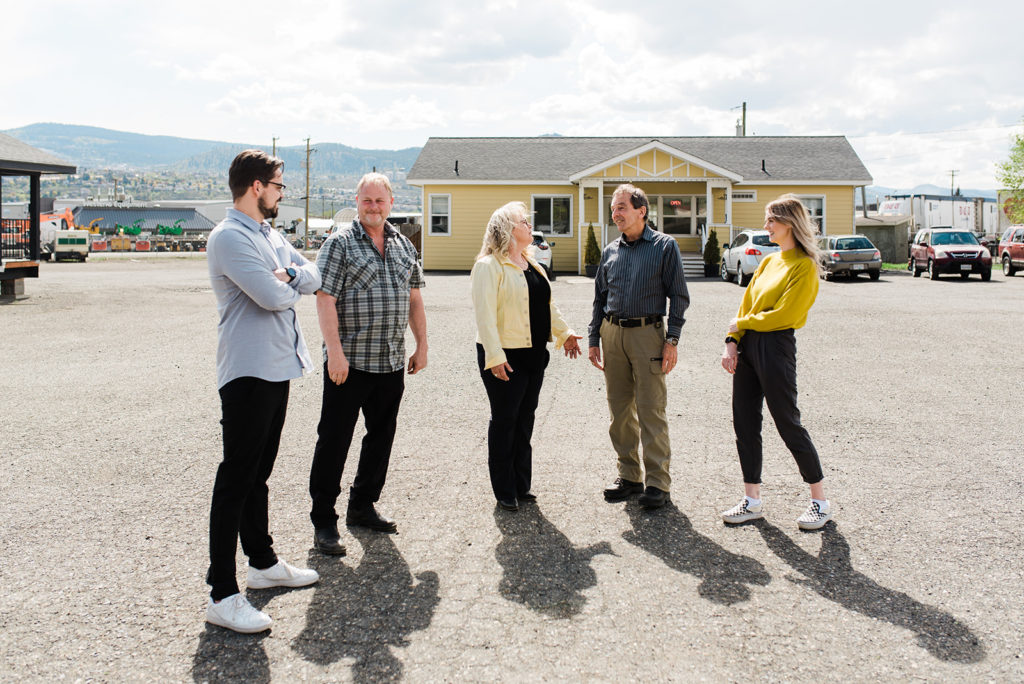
[471, 202, 582, 511]
[719, 194, 832, 530]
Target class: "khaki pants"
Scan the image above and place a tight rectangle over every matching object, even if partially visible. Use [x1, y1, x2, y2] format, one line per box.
[600, 318, 671, 491]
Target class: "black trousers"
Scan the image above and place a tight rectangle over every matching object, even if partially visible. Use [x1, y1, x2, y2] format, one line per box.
[309, 365, 405, 528]
[477, 344, 547, 502]
[207, 377, 287, 601]
[732, 330, 824, 485]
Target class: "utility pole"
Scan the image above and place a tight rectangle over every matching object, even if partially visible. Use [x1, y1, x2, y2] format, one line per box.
[732, 102, 747, 136]
[271, 137, 279, 157]
[949, 170, 958, 197]
[304, 137, 316, 250]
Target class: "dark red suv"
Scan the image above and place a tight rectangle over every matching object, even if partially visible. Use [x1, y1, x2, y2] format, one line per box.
[997, 225, 1024, 276]
[909, 228, 992, 281]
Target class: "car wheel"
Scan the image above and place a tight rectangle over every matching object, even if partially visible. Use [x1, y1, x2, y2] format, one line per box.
[720, 260, 732, 282]
[982, 268, 992, 282]
[928, 259, 941, 280]
[1003, 254, 1016, 276]
[739, 268, 752, 287]
[910, 258, 921, 277]
[907, 258, 913, 272]
[869, 270, 880, 281]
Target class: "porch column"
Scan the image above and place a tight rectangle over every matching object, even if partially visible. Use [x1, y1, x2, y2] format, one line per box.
[597, 184, 605, 246]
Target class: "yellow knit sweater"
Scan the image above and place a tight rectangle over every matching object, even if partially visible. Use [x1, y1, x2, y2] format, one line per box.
[727, 249, 819, 343]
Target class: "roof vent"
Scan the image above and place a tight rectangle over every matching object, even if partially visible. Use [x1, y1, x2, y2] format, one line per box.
[454, 160, 459, 177]
[761, 159, 770, 175]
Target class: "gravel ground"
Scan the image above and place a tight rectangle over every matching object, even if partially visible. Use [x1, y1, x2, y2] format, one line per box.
[1, 255, 1022, 682]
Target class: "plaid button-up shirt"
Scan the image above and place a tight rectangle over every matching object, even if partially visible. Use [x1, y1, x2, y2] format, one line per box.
[317, 220, 425, 373]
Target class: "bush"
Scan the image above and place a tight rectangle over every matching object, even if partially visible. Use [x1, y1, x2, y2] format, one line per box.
[703, 228, 721, 266]
[584, 224, 601, 265]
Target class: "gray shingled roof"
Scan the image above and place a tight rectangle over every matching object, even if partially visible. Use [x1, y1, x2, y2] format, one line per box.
[0, 132, 77, 174]
[73, 207, 216, 233]
[408, 136, 872, 184]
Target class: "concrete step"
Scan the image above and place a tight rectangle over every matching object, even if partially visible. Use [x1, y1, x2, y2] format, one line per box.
[680, 252, 706, 278]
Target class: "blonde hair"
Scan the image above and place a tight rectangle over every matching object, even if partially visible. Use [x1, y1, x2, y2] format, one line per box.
[355, 172, 393, 197]
[765, 194, 823, 273]
[478, 201, 529, 260]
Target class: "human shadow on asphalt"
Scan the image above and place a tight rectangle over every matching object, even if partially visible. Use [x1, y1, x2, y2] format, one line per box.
[191, 624, 270, 683]
[494, 504, 613, 618]
[291, 528, 440, 682]
[757, 520, 985, 663]
[622, 502, 771, 605]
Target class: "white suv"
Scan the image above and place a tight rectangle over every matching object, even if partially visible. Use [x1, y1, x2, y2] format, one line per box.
[720, 230, 780, 286]
[530, 231, 554, 279]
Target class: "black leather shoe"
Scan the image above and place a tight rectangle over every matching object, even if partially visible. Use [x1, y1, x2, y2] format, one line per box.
[313, 526, 347, 556]
[517, 492, 537, 503]
[603, 477, 644, 502]
[638, 486, 669, 509]
[497, 498, 519, 511]
[346, 505, 398, 533]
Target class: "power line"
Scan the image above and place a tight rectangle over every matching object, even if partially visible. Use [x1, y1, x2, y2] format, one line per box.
[849, 122, 1023, 140]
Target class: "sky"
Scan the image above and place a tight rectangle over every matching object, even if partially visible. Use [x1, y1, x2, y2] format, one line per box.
[3, 0, 1022, 189]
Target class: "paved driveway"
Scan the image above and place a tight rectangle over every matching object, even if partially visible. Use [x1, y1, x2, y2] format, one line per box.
[1, 258, 1021, 681]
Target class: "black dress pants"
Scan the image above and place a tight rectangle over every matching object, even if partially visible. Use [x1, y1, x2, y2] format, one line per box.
[309, 365, 405, 528]
[732, 330, 824, 485]
[207, 377, 288, 601]
[477, 344, 547, 502]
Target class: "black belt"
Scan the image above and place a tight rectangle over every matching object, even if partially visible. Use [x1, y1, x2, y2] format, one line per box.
[604, 314, 662, 328]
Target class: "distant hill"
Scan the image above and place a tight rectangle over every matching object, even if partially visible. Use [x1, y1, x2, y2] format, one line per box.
[2, 123, 422, 176]
[862, 184, 997, 206]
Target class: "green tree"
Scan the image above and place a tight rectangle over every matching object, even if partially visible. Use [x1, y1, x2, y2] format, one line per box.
[997, 121, 1024, 224]
[584, 224, 601, 265]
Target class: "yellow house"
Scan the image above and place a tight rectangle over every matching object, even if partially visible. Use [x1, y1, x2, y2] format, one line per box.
[407, 136, 873, 274]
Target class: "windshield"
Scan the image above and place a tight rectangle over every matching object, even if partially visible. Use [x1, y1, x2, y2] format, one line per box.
[836, 237, 874, 250]
[932, 231, 978, 246]
[751, 235, 777, 246]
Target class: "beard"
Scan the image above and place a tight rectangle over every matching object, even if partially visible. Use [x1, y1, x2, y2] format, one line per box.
[258, 195, 279, 220]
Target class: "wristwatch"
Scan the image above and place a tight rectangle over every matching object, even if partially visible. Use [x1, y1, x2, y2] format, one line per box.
[666, 336, 679, 347]
[725, 336, 737, 345]
[286, 267, 297, 282]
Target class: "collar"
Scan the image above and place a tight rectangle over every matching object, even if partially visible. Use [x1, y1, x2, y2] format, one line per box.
[497, 252, 539, 270]
[353, 219, 397, 240]
[619, 224, 656, 245]
[227, 208, 270, 234]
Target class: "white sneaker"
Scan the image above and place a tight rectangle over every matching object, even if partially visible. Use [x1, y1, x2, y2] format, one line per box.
[721, 498, 764, 524]
[206, 593, 272, 633]
[246, 559, 319, 590]
[797, 500, 833, 530]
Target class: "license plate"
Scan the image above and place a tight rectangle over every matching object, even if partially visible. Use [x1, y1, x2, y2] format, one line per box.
[960, 264, 972, 271]
[852, 263, 865, 270]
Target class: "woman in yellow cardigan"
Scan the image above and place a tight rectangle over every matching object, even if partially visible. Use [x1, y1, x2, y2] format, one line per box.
[471, 201, 582, 511]
[720, 194, 832, 530]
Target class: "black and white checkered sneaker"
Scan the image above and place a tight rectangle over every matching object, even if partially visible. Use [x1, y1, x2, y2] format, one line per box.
[796, 501, 832, 530]
[721, 498, 763, 524]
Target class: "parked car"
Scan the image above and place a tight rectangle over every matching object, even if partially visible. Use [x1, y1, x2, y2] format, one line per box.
[530, 230, 554, 279]
[997, 225, 1024, 276]
[819, 234, 882, 280]
[908, 228, 992, 281]
[720, 230, 780, 286]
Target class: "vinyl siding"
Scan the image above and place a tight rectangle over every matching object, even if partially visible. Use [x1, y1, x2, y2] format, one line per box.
[421, 184, 579, 272]
[731, 185, 855, 237]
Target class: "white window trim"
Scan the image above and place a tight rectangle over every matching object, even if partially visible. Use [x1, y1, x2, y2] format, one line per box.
[530, 194, 574, 238]
[795, 194, 827, 236]
[427, 193, 451, 237]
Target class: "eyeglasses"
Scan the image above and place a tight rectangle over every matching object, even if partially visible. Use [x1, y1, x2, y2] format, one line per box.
[519, 218, 533, 227]
[263, 180, 286, 192]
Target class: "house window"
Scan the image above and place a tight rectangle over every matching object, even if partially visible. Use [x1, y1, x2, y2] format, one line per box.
[662, 197, 691, 235]
[733, 190, 757, 202]
[798, 196, 825, 234]
[532, 195, 572, 236]
[428, 194, 450, 236]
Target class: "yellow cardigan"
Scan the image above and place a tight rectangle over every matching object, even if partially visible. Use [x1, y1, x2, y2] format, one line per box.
[727, 249, 819, 344]
[471, 253, 575, 370]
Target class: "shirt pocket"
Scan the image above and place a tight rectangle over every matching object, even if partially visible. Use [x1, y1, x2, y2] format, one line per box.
[389, 250, 416, 289]
[349, 254, 380, 290]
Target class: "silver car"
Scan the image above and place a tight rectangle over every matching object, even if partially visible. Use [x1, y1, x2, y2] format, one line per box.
[720, 230, 780, 286]
[820, 234, 882, 280]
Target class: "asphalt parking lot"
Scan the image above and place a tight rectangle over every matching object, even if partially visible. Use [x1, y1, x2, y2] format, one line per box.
[2, 256, 1022, 681]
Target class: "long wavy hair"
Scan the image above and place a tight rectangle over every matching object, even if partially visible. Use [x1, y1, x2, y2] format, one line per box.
[478, 201, 530, 261]
[765, 194, 823, 273]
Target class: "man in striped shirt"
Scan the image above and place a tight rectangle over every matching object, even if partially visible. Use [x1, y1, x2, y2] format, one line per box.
[588, 184, 690, 509]
[308, 173, 427, 551]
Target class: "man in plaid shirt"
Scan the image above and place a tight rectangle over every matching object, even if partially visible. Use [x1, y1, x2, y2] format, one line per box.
[308, 173, 427, 552]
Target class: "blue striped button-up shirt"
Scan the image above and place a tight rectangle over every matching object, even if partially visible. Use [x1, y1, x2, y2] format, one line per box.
[208, 208, 321, 388]
[588, 224, 690, 347]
